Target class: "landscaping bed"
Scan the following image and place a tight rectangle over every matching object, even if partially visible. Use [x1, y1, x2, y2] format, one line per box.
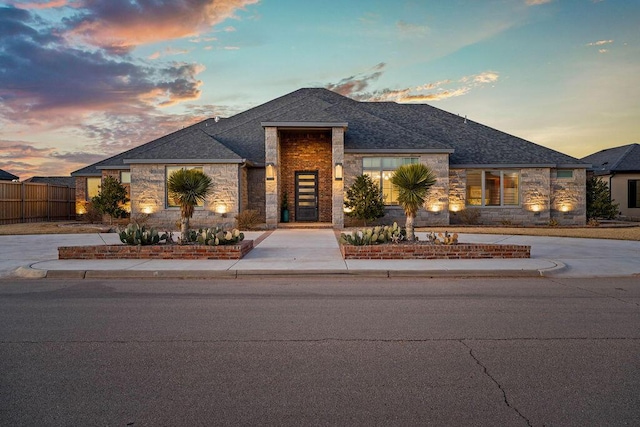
[59, 239, 254, 260]
[340, 242, 530, 260]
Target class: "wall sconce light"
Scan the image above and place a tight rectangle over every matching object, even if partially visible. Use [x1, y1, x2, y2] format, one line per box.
[335, 163, 343, 181]
[431, 205, 441, 215]
[560, 205, 570, 213]
[142, 206, 153, 214]
[266, 163, 275, 181]
[532, 204, 541, 216]
[216, 203, 228, 217]
[450, 204, 460, 213]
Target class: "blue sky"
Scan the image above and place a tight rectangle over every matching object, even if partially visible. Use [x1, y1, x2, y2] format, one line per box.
[1, 0, 638, 178]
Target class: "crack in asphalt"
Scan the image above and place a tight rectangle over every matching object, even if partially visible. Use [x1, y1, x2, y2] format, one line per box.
[460, 340, 533, 427]
[549, 278, 640, 307]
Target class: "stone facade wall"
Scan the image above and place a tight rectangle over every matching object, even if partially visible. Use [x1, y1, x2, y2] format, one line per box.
[449, 168, 586, 226]
[129, 163, 239, 229]
[550, 168, 586, 225]
[343, 153, 450, 227]
[279, 130, 333, 223]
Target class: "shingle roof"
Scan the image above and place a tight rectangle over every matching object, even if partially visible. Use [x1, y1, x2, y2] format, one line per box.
[24, 176, 75, 186]
[73, 87, 587, 174]
[0, 169, 19, 181]
[581, 143, 640, 175]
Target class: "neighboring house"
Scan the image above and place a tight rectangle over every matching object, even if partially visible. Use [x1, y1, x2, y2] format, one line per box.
[0, 169, 19, 181]
[72, 88, 588, 228]
[24, 176, 76, 187]
[582, 143, 640, 218]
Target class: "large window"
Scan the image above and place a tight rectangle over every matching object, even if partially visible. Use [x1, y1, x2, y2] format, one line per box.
[629, 180, 640, 208]
[166, 166, 204, 208]
[363, 157, 419, 205]
[466, 170, 520, 207]
[86, 177, 101, 200]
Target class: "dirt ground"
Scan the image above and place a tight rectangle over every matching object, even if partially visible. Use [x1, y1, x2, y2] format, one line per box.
[0, 221, 639, 241]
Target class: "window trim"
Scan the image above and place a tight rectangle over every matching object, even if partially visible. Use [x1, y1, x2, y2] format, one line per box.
[466, 169, 521, 207]
[557, 170, 573, 179]
[629, 179, 639, 209]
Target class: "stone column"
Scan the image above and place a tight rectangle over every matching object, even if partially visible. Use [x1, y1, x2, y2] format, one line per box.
[265, 127, 279, 228]
[332, 127, 345, 229]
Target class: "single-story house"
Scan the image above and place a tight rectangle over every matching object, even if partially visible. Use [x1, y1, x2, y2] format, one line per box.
[72, 88, 588, 228]
[0, 169, 19, 181]
[582, 143, 640, 219]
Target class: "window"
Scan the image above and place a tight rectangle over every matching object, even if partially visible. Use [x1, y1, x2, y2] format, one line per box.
[466, 170, 520, 207]
[629, 180, 640, 209]
[363, 157, 419, 204]
[86, 177, 101, 200]
[166, 166, 204, 208]
[557, 170, 573, 179]
[120, 171, 131, 184]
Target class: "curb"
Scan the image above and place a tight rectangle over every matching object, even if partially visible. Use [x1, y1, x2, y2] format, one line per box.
[28, 267, 552, 279]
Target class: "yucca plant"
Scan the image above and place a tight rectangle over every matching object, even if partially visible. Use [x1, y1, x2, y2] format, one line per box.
[167, 168, 213, 242]
[390, 163, 437, 241]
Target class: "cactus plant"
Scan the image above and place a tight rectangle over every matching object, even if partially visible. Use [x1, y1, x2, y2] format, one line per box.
[119, 223, 168, 246]
[339, 223, 407, 246]
[188, 226, 245, 246]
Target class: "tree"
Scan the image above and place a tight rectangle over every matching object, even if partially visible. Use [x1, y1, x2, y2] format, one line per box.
[91, 176, 129, 224]
[167, 168, 213, 242]
[586, 176, 619, 220]
[343, 174, 386, 226]
[390, 163, 437, 241]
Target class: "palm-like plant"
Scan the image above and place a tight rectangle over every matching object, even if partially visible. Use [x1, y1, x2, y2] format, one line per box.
[167, 168, 213, 242]
[390, 163, 437, 241]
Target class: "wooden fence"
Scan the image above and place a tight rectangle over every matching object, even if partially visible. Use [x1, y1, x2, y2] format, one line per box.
[0, 181, 76, 225]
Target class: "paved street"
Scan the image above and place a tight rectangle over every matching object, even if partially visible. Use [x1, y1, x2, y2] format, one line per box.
[1, 276, 639, 426]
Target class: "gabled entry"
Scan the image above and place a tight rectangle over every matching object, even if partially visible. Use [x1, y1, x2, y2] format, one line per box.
[295, 171, 318, 221]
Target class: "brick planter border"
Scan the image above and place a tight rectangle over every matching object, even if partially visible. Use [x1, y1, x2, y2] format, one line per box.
[59, 240, 254, 260]
[340, 243, 530, 260]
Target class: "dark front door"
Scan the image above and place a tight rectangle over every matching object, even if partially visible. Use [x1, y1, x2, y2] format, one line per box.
[295, 171, 318, 222]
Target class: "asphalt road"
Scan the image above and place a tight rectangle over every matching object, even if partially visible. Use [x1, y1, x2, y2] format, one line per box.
[1, 276, 639, 426]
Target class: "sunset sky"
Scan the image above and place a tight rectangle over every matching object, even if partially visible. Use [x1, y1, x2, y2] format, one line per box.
[1, 0, 638, 179]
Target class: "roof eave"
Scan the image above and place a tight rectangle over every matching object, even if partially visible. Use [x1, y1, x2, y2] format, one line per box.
[346, 148, 455, 154]
[123, 158, 245, 164]
[261, 121, 348, 128]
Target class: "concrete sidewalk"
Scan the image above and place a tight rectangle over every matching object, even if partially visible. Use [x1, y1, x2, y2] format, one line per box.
[2, 229, 639, 279]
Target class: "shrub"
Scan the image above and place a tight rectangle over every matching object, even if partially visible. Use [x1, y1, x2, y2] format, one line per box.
[586, 176, 619, 220]
[91, 176, 129, 224]
[236, 209, 262, 230]
[548, 218, 559, 227]
[343, 175, 386, 226]
[80, 201, 103, 223]
[458, 208, 480, 225]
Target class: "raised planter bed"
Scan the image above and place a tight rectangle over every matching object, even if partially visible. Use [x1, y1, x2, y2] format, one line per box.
[340, 243, 530, 260]
[59, 240, 254, 260]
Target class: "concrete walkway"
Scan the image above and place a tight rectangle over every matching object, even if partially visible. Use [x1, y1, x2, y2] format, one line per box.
[1, 229, 639, 279]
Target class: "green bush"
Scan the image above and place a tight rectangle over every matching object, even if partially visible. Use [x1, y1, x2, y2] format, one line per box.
[586, 176, 619, 220]
[91, 176, 129, 224]
[343, 175, 386, 226]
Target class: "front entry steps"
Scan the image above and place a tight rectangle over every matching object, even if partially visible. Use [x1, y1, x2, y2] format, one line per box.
[277, 222, 334, 229]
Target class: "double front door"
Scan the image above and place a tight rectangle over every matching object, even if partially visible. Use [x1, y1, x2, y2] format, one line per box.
[295, 171, 318, 222]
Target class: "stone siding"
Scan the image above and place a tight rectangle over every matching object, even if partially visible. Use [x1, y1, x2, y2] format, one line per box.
[449, 168, 586, 226]
[129, 163, 239, 229]
[344, 153, 450, 227]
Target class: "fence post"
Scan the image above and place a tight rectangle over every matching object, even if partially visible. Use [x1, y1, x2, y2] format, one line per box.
[21, 182, 26, 223]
